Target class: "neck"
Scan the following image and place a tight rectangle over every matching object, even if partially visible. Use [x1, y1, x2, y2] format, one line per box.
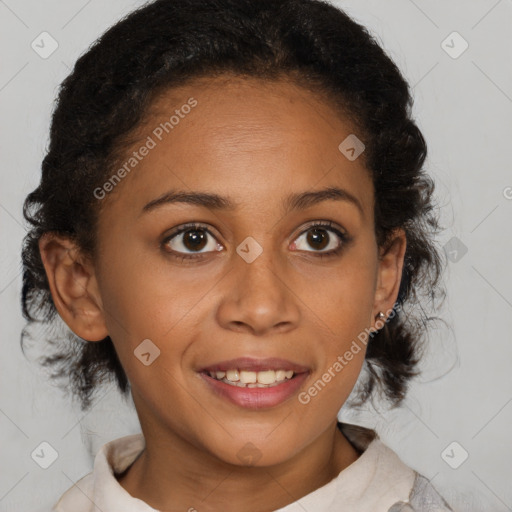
[117, 418, 360, 511]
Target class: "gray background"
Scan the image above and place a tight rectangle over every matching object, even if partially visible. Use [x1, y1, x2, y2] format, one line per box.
[1, 1, 511, 511]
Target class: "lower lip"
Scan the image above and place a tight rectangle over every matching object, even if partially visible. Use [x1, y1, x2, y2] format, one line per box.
[199, 372, 309, 409]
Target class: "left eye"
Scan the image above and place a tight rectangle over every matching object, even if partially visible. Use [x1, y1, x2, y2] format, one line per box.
[292, 223, 346, 254]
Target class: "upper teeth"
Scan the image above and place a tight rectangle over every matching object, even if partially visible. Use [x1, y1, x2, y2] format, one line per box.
[208, 369, 294, 387]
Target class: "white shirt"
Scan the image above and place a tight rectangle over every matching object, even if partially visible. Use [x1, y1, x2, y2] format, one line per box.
[52, 423, 452, 512]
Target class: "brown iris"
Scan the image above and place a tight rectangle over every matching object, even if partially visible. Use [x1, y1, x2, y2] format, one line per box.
[306, 228, 329, 251]
[182, 228, 208, 252]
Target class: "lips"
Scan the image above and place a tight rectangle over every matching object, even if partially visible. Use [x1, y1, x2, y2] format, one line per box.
[200, 370, 309, 409]
[197, 357, 310, 409]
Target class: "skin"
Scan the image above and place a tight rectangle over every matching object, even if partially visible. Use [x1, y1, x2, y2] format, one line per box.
[39, 75, 406, 512]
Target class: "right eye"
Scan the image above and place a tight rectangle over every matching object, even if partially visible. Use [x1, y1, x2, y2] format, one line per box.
[162, 223, 224, 261]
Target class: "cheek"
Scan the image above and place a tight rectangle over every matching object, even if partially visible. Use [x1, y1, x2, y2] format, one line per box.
[96, 246, 223, 384]
[97, 243, 190, 334]
[95, 251, 179, 356]
[297, 252, 377, 339]
[299, 248, 376, 393]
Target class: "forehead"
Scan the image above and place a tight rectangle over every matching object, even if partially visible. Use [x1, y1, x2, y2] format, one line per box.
[102, 74, 374, 221]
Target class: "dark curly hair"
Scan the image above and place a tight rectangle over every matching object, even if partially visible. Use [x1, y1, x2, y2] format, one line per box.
[21, 0, 447, 411]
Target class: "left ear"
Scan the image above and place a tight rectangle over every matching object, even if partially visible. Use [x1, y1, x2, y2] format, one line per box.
[372, 228, 407, 325]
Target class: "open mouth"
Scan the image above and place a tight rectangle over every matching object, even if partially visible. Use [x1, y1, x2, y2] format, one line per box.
[198, 357, 310, 408]
[204, 369, 296, 388]
[199, 367, 309, 409]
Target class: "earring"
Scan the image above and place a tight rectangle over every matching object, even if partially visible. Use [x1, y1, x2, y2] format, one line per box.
[373, 311, 387, 333]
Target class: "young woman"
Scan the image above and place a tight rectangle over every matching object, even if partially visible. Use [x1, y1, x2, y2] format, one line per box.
[21, 0, 450, 510]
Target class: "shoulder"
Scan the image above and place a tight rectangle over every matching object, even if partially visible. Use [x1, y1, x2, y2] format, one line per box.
[388, 473, 454, 512]
[51, 433, 146, 512]
[338, 422, 453, 512]
[51, 472, 95, 512]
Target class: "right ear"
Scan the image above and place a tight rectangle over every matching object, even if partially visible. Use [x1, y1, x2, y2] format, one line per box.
[38, 233, 109, 342]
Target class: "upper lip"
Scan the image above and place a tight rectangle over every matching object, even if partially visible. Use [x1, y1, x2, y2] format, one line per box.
[199, 357, 310, 373]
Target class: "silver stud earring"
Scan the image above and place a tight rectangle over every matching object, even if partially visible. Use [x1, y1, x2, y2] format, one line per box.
[371, 311, 387, 336]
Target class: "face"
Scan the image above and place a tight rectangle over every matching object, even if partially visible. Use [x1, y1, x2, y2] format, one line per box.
[51, 75, 405, 466]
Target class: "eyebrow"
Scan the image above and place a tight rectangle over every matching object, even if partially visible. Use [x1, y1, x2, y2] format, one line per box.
[141, 186, 364, 218]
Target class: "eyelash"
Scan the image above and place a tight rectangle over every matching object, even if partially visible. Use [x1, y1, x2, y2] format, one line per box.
[161, 220, 351, 262]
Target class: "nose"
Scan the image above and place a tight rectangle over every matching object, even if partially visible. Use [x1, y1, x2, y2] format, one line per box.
[215, 247, 300, 336]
